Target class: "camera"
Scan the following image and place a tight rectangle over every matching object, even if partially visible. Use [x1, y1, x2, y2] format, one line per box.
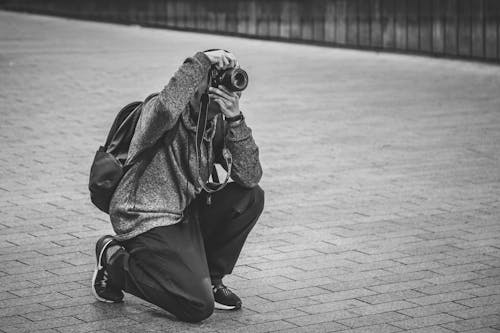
[210, 67, 248, 92]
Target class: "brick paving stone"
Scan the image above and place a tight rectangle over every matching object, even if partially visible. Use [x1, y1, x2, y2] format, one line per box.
[384, 261, 444, 274]
[300, 299, 368, 315]
[414, 281, 479, 295]
[456, 295, 500, 308]
[30, 272, 90, 286]
[75, 311, 130, 323]
[475, 268, 500, 278]
[261, 286, 329, 301]
[246, 297, 320, 314]
[271, 277, 335, 291]
[376, 270, 441, 283]
[337, 311, 410, 328]
[0, 281, 37, 293]
[358, 289, 426, 304]
[0, 271, 56, 285]
[41, 295, 98, 309]
[0, 292, 70, 308]
[219, 320, 298, 333]
[336, 324, 402, 333]
[0, 316, 31, 327]
[55, 317, 139, 333]
[23, 304, 105, 321]
[466, 285, 500, 297]
[396, 253, 451, 265]
[9, 282, 83, 297]
[290, 268, 351, 281]
[335, 270, 395, 282]
[367, 280, 433, 293]
[275, 321, 349, 332]
[431, 263, 492, 275]
[313, 289, 377, 303]
[0, 292, 17, 301]
[320, 278, 386, 292]
[471, 276, 500, 287]
[232, 285, 284, 298]
[398, 301, 469, 318]
[234, 309, 307, 325]
[403, 327, 455, 333]
[0, 316, 83, 333]
[285, 310, 357, 326]
[391, 313, 460, 330]
[441, 315, 500, 332]
[449, 304, 500, 320]
[348, 300, 417, 315]
[408, 291, 475, 306]
[3, 263, 73, 276]
[0, 303, 51, 317]
[1, 9, 500, 332]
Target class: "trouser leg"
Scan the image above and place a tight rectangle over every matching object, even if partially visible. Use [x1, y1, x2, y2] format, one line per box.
[198, 183, 265, 282]
[105, 209, 214, 323]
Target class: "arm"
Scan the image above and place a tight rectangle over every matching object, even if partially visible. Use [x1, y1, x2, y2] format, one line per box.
[127, 52, 211, 162]
[210, 85, 263, 188]
[223, 120, 263, 188]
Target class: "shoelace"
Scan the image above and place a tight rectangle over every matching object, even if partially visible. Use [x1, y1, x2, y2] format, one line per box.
[213, 284, 232, 296]
[96, 270, 110, 289]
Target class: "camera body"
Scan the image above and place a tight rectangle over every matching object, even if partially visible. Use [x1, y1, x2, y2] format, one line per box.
[210, 67, 248, 92]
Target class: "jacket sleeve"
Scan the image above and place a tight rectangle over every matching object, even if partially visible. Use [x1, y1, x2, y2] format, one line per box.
[127, 52, 211, 163]
[217, 120, 263, 188]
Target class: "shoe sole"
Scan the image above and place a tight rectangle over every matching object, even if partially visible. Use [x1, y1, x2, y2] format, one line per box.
[91, 238, 118, 303]
[214, 301, 241, 310]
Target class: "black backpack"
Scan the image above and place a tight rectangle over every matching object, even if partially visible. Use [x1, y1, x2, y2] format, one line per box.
[88, 93, 178, 213]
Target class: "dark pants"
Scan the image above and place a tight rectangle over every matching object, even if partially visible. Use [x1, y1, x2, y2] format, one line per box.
[106, 183, 264, 322]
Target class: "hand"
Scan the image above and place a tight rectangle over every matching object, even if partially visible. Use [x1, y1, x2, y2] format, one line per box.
[204, 50, 238, 70]
[208, 85, 241, 118]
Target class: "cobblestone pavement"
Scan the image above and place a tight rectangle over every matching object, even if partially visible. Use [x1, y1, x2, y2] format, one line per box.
[1, 10, 500, 333]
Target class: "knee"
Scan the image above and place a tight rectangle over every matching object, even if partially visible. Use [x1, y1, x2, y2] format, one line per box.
[227, 183, 265, 219]
[250, 185, 265, 215]
[178, 298, 214, 323]
[173, 283, 214, 323]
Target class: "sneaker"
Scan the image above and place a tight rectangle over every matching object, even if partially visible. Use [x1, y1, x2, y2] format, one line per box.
[91, 235, 124, 303]
[213, 283, 242, 310]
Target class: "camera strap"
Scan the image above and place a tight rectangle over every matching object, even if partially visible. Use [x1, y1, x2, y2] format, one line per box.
[195, 92, 232, 203]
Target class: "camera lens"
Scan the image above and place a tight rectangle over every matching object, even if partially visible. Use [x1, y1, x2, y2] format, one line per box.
[233, 72, 246, 90]
[229, 69, 248, 91]
[214, 67, 249, 92]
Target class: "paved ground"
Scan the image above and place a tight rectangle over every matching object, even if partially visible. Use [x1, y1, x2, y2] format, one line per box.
[1, 10, 500, 333]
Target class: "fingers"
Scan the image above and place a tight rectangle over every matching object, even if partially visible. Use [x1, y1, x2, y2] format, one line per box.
[218, 54, 233, 70]
[212, 97, 228, 107]
[204, 50, 238, 69]
[209, 86, 235, 101]
[224, 52, 237, 68]
[209, 87, 237, 108]
[209, 94, 232, 108]
[217, 85, 233, 95]
[212, 98, 230, 112]
[217, 85, 242, 99]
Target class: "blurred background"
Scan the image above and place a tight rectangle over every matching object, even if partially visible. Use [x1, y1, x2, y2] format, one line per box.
[1, 0, 499, 62]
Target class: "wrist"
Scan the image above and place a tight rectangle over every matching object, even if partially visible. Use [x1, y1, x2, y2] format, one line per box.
[225, 112, 244, 124]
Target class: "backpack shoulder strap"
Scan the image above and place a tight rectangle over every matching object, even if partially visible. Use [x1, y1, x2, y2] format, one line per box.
[104, 101, 142, 149]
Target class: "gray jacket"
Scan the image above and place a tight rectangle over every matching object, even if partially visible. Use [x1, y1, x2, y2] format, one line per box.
[109, 52, 262, 241]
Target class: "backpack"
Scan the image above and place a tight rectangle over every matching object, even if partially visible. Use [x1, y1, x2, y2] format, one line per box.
[88, 93, 178, 213]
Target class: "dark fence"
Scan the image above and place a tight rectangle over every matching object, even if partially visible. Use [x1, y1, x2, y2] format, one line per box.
[2, 0, 499, 62]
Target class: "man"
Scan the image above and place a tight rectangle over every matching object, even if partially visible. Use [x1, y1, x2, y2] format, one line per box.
[91, 50, 264, 322]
